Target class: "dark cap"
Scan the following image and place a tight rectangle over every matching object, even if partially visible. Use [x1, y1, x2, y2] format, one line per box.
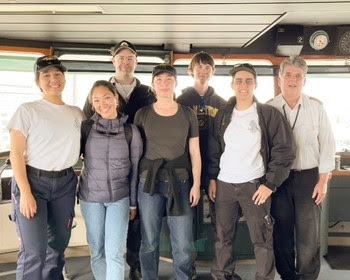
[228, 63, 257, 79]
[110, 40, 137, 56]
[152, 64, 177, 79]
[34, 55, 67, 74]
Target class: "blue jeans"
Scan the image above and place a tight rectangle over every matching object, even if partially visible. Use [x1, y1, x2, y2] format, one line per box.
[138, 179, 194, 280]
[80, 197, 129, 280]
[11, 167, 77, 280]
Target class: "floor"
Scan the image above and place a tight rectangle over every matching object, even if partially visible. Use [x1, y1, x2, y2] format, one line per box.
[1, 246, 350, 279]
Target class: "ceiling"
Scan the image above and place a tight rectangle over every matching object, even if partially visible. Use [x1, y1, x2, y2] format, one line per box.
[1, 0, 350, 52]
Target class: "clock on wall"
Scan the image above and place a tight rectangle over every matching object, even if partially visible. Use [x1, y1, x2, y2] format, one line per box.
[309, 30, 329, 50]
[338, 30, 350, 55]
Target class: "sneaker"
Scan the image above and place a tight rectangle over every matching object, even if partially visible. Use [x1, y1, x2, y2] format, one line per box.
[129, 267, 142, 280]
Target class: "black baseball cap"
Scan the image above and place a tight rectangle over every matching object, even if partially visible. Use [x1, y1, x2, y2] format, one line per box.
[228, 63, 257, 79]
[152, 64, 177, 79]
[34, 55, 67, 74]
[110, 40, 137, 56]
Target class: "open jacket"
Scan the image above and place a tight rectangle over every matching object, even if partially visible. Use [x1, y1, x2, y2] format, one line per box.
[207, 96, 296, 191]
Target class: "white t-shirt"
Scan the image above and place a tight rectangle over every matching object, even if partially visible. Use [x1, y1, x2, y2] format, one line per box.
[7, 99, 84, 171]
[218, 103, 265, 184]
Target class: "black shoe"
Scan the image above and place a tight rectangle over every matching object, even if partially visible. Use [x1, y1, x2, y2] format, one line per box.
[191, 265, 198, 280]
[129, 267, 142, 280]
[225, 272, 242, 280]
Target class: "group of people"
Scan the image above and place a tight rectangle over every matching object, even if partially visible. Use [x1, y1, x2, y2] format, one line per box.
[7, 39, 335, 280]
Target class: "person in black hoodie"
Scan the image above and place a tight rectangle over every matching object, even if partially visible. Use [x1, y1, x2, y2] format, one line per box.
[177, 52, 227, 280]
[83, 40, 155, 280]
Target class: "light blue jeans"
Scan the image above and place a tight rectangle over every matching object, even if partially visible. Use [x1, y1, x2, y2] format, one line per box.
[80, 197, 129, 280]
[138, 179, 194, 280]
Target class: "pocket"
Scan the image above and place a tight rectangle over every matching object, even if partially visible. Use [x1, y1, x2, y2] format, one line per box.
[301, 124, 318, 146]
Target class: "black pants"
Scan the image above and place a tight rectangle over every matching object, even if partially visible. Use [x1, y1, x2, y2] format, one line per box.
[271, 168, 321, 280]
[126, 216, 141, 270]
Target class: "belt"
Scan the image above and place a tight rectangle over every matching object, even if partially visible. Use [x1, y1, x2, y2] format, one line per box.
[26, 165, 73, 178]
[290, 167, 318, 173]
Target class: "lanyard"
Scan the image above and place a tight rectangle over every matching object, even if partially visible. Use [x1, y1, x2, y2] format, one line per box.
[282, 104, 301, 130]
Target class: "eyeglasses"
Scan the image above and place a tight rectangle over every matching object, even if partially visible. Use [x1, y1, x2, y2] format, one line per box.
[115, 55, 136, 62]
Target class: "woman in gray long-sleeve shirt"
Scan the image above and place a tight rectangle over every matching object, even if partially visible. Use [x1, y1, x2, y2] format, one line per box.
[78, 80, 143, 280]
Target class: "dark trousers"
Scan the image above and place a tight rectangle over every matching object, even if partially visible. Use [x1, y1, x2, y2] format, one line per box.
[11, 166, 77, 280]
[211, 179, 275, 280]
[271, 168, 321, 280]
[126, 217, 141, 270]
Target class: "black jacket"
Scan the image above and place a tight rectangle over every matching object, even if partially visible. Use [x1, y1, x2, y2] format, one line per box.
[83, 78, 156, 123]
[207, 96, 296, 191]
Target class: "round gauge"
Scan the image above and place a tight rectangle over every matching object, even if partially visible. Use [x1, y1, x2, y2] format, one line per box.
[309, 30, 329, 50]
[338, 31, 350, 55]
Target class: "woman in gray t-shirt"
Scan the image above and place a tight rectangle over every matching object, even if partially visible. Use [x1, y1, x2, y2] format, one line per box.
[134, 64, 201, 280]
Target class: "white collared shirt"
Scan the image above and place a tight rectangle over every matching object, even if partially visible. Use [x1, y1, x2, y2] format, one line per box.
[267, 94, 336, 173]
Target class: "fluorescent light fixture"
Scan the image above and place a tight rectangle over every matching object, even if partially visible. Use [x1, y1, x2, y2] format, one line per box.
[174, 59, 272, 66]
[305, 59, 350, 66]
[0, 4, 105, 14]
[60, 54, 112, 62]
[59, 54, 164, 64]
[275, 45, 303, 57]
[0, 52, 42, 58]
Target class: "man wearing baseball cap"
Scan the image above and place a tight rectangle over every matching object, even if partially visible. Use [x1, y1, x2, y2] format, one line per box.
[83, 40, 155, 280]
[207, 63, 296, 280]
[83, 40, 155, 123]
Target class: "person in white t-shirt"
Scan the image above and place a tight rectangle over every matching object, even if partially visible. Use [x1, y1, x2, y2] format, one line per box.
[207, 63, 296, 280]
[7, 55, 84, 280]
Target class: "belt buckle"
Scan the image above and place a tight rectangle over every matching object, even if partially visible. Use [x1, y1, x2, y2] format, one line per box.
[292, 169, 302, 172]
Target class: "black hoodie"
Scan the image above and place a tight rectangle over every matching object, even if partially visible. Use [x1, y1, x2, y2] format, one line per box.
[177, 86, 226, 188]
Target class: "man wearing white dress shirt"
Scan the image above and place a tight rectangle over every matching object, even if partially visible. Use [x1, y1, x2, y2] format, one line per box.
[267, 56, 336, 280]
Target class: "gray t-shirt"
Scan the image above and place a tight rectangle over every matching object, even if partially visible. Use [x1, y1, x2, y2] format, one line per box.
[134, 104, 199, 180]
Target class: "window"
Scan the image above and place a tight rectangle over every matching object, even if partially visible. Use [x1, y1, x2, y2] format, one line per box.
[304, 73, 350, 152]
[0, 55, 275, 152]
[1, 53, 348, 153]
